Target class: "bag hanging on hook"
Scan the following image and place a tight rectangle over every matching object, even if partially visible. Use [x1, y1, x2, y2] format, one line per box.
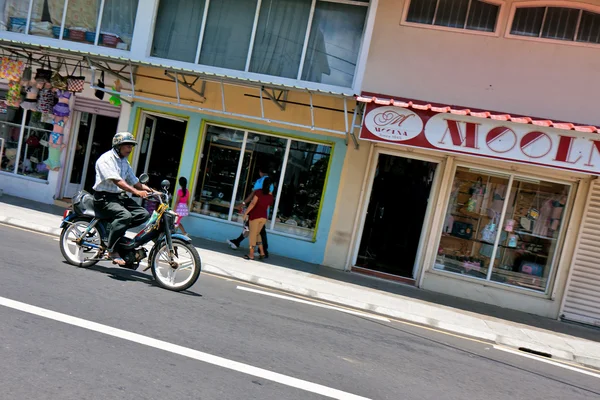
[22, 56, 33, 81]
[34, 55, 52, 83]
[0, 55, 25, 81]
[5, 80, 22, 107]
[51, 58, 67, 90]
[66, 60, 85, 92]
[94, 70, 105, 100]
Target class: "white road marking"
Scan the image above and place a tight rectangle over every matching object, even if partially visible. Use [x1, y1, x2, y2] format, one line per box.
[0, 296, 371, 400]
[494, 345, 600, 379]
[237, 286, 391, 323]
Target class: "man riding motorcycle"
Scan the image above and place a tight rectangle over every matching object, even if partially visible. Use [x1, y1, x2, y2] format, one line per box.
[92, 132, 153, 266]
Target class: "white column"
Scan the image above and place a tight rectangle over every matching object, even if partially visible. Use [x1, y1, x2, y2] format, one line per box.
[129, 0, 160, 60]
[117, 99, 132, 133]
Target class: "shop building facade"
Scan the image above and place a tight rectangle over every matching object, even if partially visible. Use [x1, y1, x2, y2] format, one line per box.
[0, 0, 378, 266]
[321, 0, 600, 325]
[2, 0, 599, 326]
[0, 59, 130, 204]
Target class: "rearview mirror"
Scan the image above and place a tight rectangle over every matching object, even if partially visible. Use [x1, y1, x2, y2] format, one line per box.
[161, 179, 170, 190]
[139, 173, 149, 184]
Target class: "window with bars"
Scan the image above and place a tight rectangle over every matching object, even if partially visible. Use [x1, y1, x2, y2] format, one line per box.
[406, 0, 500, 33]
[510, 6, 600, 44]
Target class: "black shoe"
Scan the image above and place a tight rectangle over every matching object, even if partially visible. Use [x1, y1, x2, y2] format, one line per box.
[263, 251, 269, 259]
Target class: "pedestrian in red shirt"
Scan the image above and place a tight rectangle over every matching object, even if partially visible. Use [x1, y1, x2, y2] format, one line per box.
[242, 177, 274, 260]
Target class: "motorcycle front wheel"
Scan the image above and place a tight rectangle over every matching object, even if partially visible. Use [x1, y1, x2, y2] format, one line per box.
[150, 238, 201, 292]
[60, 219, 102, 268]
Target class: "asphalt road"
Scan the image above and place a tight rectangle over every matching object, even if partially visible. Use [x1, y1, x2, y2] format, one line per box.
[1, 223, 599, 400]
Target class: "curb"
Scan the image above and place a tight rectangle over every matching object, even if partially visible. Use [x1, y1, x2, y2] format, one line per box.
[202, 263, 600, 370]
[2, 216, 600, 371]
[0, 216, 62, 237]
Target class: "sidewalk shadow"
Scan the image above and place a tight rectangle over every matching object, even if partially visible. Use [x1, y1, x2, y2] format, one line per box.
[68, 262, 202, 297]
[190, 236, 600, 343]
[1, 194, 65, 217]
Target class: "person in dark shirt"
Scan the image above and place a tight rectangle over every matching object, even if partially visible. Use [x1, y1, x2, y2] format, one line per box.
[242, 177, 274, 260]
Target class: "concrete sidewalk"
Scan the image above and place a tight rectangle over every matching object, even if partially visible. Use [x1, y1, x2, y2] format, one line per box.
[1, 194, 599, 369]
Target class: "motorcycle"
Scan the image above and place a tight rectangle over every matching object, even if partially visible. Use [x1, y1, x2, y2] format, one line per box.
[58, 174, 201, 292]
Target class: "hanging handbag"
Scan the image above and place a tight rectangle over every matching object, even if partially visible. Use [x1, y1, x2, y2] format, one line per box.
[66, 60, 85, 92]
[34, 55, 53, 84]
[94, 70, 105, 100]
[5, 80, 22, 107]
[26, 135, 40, 147]
[51, 58, 67, 90]
[0, 56, 26, 81]
[480, 219, 497, 243]
[526, 190, 541, 221]
[467, 177, 485, 213]
[22, 56, 33, 81]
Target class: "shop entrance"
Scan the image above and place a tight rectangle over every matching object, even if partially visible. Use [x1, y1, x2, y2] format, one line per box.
[62, 112, 119, 199]
[356, 154, 437, 279]
[134, 112, 187, 192]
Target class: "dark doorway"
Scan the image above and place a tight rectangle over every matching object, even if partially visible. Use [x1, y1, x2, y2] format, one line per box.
[83, 115, 119, 193]
[356, 154, 437, 278]
[135, 115, 187, 194]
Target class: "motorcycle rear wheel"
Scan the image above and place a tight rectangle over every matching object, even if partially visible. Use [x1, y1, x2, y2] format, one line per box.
[150, 239, 201, 292]
[60, 219, 102, 268]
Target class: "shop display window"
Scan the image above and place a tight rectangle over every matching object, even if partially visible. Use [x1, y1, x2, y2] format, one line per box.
[0, 103, 51, 181]
[435, 166, 571, 292]
[192, 124, 331, 240]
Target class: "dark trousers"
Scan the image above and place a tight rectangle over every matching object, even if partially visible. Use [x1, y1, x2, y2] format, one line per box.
[93, 192, 149, 252]
[232, 223, 268, 253]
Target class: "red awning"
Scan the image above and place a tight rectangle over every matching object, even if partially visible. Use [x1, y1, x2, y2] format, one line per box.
[356, 94, 599, 133]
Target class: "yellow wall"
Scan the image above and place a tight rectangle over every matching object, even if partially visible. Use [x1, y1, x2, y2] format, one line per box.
[322, 142, 373, 268]
[133, 66, 353, 138]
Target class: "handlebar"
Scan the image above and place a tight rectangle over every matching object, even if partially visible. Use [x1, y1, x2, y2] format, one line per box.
[147, 190, 169, 204]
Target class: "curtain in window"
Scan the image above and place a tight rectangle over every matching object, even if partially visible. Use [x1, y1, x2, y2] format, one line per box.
[100, 0, 138, 46]
[0, 0, 7, 31]
[199, 0, 258, 71]
[249, 0, 311, 79]
[302, 1, 367, 87]
[152, 0, 206, 63]
[5, 0, 44, 21]
[48, 0, 99, 31]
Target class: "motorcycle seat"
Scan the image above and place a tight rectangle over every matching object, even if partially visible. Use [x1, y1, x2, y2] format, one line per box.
[72, 191, 97, 218]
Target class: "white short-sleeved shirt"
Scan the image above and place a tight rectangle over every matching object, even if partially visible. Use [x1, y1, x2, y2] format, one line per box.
[93, 149, 139, 193]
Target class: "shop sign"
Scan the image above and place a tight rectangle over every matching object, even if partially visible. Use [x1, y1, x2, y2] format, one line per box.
[360, 105, 600, 175]
[363, 107, 423, 142]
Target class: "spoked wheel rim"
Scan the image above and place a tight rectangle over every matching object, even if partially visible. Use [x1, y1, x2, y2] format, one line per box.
[61, 221, 102, 265]
[152, 243, 197, 290]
